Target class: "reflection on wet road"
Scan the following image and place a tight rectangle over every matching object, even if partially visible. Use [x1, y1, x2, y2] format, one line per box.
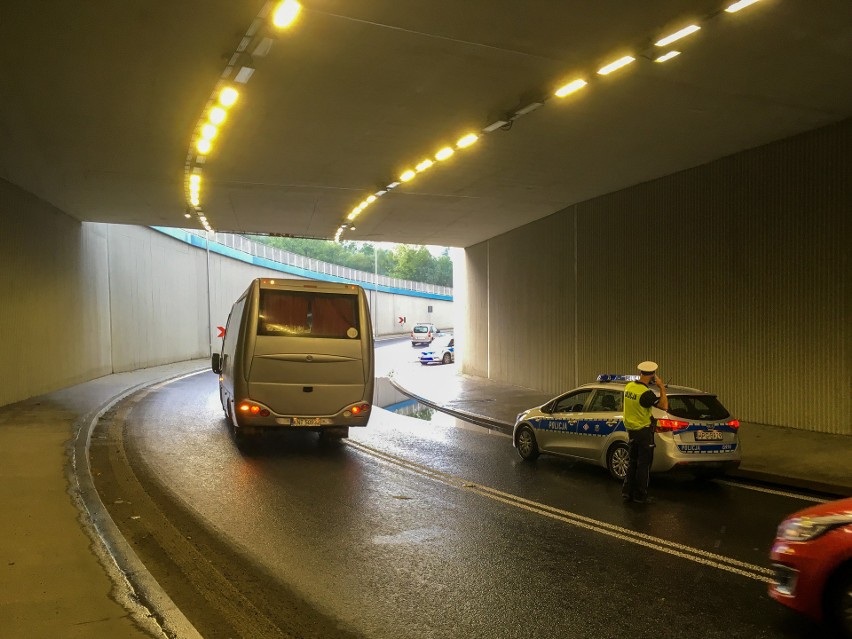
[94, 339, 824, 639]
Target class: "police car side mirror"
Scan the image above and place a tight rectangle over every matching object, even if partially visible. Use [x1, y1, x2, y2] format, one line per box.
[211, 353, 222, 374]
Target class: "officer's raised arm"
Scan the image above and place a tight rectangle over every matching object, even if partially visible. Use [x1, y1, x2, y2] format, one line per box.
[655, 375, 669, 411]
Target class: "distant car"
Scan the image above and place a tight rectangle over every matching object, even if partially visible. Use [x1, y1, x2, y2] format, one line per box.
[410, 323, 439, 346]
[419, 336, 455, 365]
[512, 374, 741, 481]
[769, 497, 852, 636]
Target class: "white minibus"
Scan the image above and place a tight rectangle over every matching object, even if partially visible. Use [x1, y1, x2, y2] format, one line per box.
[212, 278, 374, 444]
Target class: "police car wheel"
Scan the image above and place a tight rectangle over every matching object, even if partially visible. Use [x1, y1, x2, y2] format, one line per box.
[442, 353, 451, 364]
[827, 565, 852, 637]
[516, 425, 539, 461]
[607, 442, 630, 481]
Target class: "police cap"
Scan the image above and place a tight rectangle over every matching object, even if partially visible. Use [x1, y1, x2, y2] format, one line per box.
[637, 361, 658, 375]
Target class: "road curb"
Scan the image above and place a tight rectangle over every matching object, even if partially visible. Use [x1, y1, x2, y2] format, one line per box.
[69, 367, 208, 639]
[388, 375, 513, 435]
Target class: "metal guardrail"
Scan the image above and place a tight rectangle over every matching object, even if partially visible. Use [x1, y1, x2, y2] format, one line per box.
[187, 230, 453, 297]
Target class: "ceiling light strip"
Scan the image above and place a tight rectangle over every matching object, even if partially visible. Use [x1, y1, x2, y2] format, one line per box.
[335, 0, 772, 241]
[181, 1, 303, 233]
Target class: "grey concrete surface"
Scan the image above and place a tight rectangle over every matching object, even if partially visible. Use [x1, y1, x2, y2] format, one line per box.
[0, 359, 209, 639]
[389, 366, 852, 498]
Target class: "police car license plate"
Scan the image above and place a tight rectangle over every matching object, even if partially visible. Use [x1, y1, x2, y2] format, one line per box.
[293, 417, 321, 426]
[695, 430, 723, 441]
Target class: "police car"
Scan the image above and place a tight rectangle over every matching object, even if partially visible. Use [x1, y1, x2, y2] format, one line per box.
[512, 375, 742, 481]
[419, 336, 454, 365]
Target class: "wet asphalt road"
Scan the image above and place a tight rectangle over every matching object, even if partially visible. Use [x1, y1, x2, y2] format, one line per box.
[94, 341, 829, 639]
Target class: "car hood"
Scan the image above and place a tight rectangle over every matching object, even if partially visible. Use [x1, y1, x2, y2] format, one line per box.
[785, 497, 852, 520]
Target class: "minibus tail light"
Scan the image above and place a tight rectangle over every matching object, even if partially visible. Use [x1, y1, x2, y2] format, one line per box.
[239, 401, 270, 417]
[727, 419, 740, 429]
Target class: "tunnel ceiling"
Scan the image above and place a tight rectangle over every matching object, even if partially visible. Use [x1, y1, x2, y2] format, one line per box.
[1, 1, 850, 248]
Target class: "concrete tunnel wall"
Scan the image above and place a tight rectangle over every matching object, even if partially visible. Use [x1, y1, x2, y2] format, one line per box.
[460, 119, 851, 436]
[0, 183, 452, 409]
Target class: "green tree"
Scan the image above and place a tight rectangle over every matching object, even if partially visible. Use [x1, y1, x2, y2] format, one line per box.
[246, 236, 451, 287]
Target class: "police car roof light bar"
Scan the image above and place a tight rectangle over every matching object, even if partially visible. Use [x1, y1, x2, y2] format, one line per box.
[597, 374, 640, 383]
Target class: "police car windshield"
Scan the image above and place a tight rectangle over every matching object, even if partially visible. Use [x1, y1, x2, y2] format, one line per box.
[666, 394, 730, 421]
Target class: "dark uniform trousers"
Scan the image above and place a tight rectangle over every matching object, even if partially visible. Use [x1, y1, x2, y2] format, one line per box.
[622, 426, 655, 500]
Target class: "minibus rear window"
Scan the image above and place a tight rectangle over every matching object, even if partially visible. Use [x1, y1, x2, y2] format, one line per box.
[257, 290, 360, 338]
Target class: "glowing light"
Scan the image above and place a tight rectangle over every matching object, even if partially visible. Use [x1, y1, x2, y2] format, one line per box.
[416, 159, 433, 172]
[219, 87, 239, 108]
[597, 55, 635, 75]
[400, 170, 416, 182]
[201, 124, 218, 140]
[435, 147, 454, 161]
[725, 0, 760, 12]
[366, 195, 376, 203]
[208, 107, 226, 125]
[655, 25, 700, 47]
[189, 174, 201, 186]
[190, 195, 200, 206]
[655, 51, 681, 63]
[554, 79, 587, 98]
[347, 211, 358, 221]
[456, 133, 478, 148]
[273, 0, 301, 28]
[196, 138, 212, 154]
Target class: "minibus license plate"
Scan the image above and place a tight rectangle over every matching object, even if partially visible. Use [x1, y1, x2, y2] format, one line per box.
[695, 430, 723, 441]
[293, 417, 321, 426]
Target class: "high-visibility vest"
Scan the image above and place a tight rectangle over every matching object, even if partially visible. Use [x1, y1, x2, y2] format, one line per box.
[623, 381, 654, 430]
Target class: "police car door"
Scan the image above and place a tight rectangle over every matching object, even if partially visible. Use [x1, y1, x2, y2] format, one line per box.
[573, 389, 624, 460]
[543, 390, 593, 456]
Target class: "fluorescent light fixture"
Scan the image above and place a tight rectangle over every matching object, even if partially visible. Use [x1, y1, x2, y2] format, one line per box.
[482, 120, 509, 132]
[196, 138, 212, 154]
[235, 66, 255, 84]
[515, 102, 544, 116]
[725, 0, 760, 12]
[435, 147, 454, 161]
[655, 25, 700, 47]
[190, 195, 200, 206]
[189, 174, 201, 186]
[366, 195, 376, 203]
[201, 124, 218, 140]
[457, 133, 478, 148]
[554, 79, 587, 98]
[184, 212, 192, 219]
[359, 200, 369, 208]
[273, 0, 301, 28]
[219, 87, 239, 107]
[347, 212, 358, 221]
[189, 185, 200, 196]
[597, 55, 635, 75]
[416, 159, 433, 172]
[400, 170, 416, 182]
[386, 182, 400, 190]
[655, 51, 681, 63]
[252, 37, 274, 58]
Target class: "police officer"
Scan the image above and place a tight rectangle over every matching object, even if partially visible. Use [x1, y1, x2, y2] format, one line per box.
[622, 361, 668, 503]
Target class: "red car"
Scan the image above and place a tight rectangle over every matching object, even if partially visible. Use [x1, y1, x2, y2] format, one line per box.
[769, 497, 852, 636]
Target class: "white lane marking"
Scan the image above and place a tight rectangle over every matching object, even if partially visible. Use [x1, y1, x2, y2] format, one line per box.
[715, 479, 830, 504]
[348, 440, 771, 582]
